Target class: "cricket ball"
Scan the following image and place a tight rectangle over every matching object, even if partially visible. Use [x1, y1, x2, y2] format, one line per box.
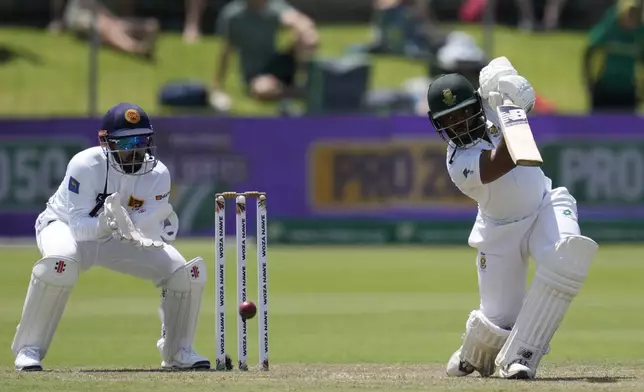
[239, 300, 257, 320]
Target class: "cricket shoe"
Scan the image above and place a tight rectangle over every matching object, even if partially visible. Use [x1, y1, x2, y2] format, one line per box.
[498, 359, 535, 379]
[446, 347, 475, 377]
[161, 347, 210, 370]
[15, 347, 43, 372]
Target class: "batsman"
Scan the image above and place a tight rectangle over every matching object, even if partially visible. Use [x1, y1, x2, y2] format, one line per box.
[12, 103, 210, 371]
[426, 57, 599, 379]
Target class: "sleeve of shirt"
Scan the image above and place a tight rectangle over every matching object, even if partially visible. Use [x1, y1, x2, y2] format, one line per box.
[448, 148, 483, 191]
[271, 0, 295, 16]
[216, 1, 241, 38]
[63, 157, 110, 242]
[588, 6, 616, 48]
[130, 168, 172, 234]
[216, 3, 233, 38]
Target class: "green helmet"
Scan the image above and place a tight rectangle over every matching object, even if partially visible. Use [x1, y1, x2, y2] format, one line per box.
[426, 73, 486, 147]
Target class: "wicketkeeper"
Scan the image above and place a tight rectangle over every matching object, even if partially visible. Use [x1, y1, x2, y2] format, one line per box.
[12, 103, 210, 371]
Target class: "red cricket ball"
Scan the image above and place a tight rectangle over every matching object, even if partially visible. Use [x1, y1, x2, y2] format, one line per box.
[239, 300, 257, 320]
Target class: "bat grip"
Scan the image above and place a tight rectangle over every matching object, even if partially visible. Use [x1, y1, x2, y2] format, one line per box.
[502, 95, 514, 105]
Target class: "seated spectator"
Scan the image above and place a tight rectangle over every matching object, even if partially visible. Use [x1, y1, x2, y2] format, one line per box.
[514, 0, 568, 32]
[63, 0, 159, 61]
[356, 0, 445, 59]
[459, 0, 567, 32]
[184, 0, 205, 43]
[583, 0, 644, 113]
[211, 0, 319, 104]
[47, 0, 65, 34]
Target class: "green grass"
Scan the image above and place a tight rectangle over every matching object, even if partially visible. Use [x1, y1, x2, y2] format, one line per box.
[1, 240, 644, 391]
[0, 25, 590, 116]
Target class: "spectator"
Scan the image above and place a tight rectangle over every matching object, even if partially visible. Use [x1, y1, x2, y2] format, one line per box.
[48, 0, 66, 33]
[359, 0, 445, 57]
[211, 0, 319, 104]
[184, 0, 205, 43]
[515, 0, 568, 32]
[116, 0, 209, 45]
[63, 0, 159, 61]
[583, 0, 644, 113]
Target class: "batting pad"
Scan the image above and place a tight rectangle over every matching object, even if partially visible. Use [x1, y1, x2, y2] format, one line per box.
[12, 256, 79, 359]
[460, 310, 511, 377]
[496, 235, 598, 371]
[158, 257, 206, 362]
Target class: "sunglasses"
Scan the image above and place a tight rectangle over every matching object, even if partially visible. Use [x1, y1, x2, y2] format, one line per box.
[108, 136, 151, 150]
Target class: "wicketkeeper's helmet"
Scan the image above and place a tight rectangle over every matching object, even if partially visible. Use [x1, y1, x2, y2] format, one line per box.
[98, 102, 157, 175]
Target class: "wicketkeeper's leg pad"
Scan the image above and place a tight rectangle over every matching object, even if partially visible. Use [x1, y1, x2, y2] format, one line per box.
[12, 257, 79, 359]
[157, 257, 206, 362]
[460, 309, 511, 377]
[496, 235, 598, 372]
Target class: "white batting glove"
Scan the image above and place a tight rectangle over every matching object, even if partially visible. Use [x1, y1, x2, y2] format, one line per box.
[487, 91, 504, 109]
[478, 56, 518, 99]
[497, 75, 536, 113]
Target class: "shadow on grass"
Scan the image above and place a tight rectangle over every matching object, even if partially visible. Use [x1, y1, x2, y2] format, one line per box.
[0, 45, 42, 65]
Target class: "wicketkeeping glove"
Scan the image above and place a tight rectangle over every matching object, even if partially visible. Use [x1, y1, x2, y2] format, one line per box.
[133, 203, 179, 244]
[101, 193, 163, 249]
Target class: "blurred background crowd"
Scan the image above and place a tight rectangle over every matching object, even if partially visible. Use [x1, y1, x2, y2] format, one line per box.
[0, 0, 643, 117]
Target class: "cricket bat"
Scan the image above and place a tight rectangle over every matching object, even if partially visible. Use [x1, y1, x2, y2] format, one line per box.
[496, 97, 543, 166]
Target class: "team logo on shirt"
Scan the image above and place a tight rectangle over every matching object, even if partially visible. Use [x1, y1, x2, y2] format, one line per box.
[479, 253, 487, 270]
[488, 125, 499, 137]
[562, 208, 577, 221]
[155, 191, 170, 201]
[125, 109, 141, 124]
[128, 195, 145, 209]
[68, 177, 80, 194]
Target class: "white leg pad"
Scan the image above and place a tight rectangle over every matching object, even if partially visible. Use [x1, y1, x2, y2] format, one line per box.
[157, 257, 206, 362]
[496, 235, 598, 371]
[460, 309, 511, 377]
[12, 257, 79, 359]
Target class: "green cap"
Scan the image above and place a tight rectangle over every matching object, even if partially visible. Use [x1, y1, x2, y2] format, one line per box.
[426, 73, 479, 118]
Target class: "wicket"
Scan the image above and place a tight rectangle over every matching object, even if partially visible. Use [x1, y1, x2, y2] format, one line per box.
[214, 191, 269, 371]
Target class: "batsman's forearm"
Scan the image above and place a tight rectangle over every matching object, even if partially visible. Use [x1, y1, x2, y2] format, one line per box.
[493, 137, 517, 168]
[480, 137, 517, 184]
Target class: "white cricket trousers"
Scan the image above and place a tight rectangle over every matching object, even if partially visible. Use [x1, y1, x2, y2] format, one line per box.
[36, 220, 187, 284]
[467, 187, 581, 329]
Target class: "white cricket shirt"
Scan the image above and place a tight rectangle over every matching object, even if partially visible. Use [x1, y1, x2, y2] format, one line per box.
[37, 146, 172, 242]
[446, 123, 551, 223]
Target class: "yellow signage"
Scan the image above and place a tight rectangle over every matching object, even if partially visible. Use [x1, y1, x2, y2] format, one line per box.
[308, 138, 475, 210]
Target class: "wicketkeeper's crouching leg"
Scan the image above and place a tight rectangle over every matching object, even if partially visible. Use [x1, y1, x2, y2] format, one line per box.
[156, 257, 210, 369]
[495, 235, 598, 379]
[12, 256, 79, 371]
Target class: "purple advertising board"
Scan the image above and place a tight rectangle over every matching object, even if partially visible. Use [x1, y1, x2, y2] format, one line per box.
[0, 115, 643, 239]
